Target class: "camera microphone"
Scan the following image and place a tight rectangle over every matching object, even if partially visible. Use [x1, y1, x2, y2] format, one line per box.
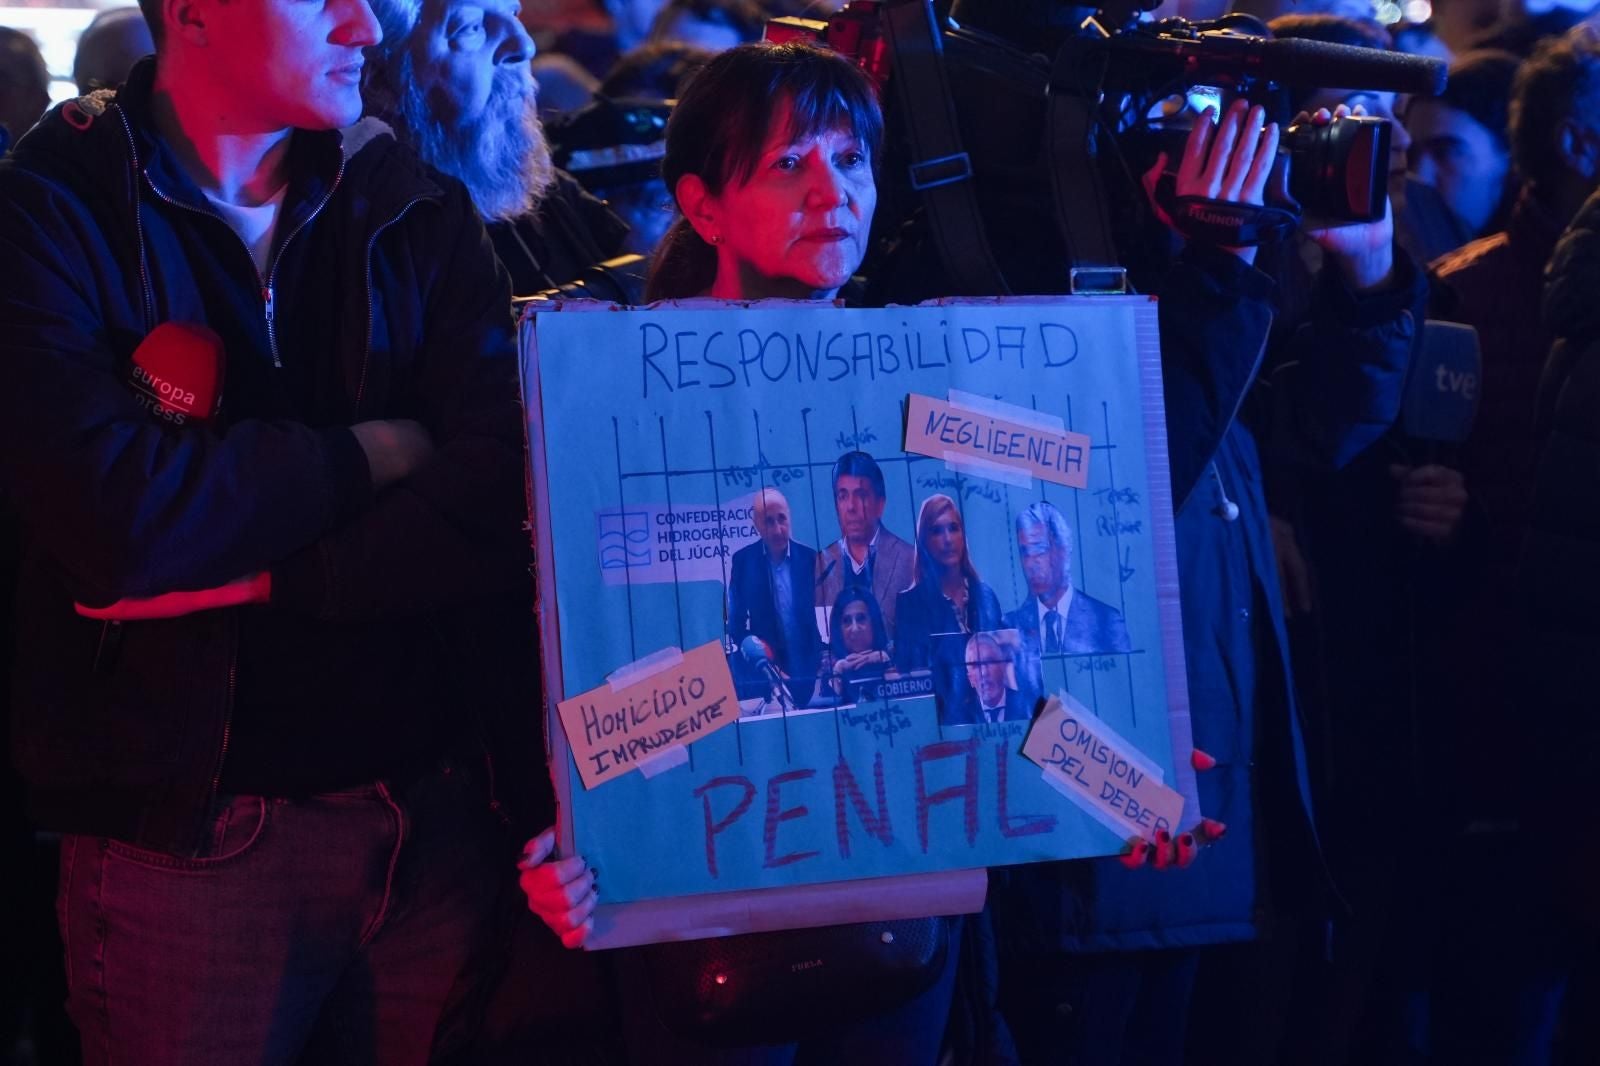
[1109, 31, 1448, 97]
[1252, 36, 1448, 96]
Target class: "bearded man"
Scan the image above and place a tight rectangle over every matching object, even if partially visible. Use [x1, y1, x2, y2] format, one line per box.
[365, 0, 627, 293]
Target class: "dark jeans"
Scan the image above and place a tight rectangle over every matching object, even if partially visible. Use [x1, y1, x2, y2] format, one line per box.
[998, 948, 1200, 1066]
[56, 759, 504, 1066]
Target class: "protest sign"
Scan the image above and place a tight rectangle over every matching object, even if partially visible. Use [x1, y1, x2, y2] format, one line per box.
[522, 297, 1199, 946]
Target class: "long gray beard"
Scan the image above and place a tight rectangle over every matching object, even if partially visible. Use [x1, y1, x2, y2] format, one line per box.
[397, 65, 555, 222]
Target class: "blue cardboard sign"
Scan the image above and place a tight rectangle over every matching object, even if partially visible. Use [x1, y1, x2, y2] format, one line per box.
[521, 297, 1198, 916]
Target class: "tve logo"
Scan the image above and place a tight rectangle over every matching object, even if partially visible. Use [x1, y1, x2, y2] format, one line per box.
[1403, 321, 1481, 445]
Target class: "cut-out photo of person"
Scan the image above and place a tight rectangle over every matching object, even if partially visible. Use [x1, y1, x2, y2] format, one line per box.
[816, 586, 894, 704]
[946, 630, 1035, 726]
[815, 450, 916, 637]
[727, 487, 821, 706]
[895, 494, 1003, 714]
[1005, 501, 1131, 690]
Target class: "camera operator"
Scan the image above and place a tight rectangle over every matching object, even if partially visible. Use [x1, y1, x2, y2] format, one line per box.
[987, 55, 1425, 1066]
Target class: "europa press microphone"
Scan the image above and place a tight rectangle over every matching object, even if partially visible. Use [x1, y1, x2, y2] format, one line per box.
[127, 321, 227, 426]
[740, 635, 796, 711]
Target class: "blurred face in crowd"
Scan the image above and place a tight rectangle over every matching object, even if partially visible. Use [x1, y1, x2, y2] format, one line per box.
[1301, 86, 1413, 195]
[600, 178, 675, 257]
[833, 474, 884, 545]
[966, 638, 1007, 709]
[74, 10, 157, 93]
[839, 597, 873, 655]
[1429, 0, 1500, 55]
[1017, 522, 1068, 603]
[606, 0, 670, 47]
[653, 10, 743, 52]
[177, 0, 379, 131]
[924, 502, 966, 575]
[0, 30, 50, 146]
[753, 489, 791, 559]
[683, 104, 876, 300]
[1405, 96, 1510, 237]
[399, 0, 554, 219]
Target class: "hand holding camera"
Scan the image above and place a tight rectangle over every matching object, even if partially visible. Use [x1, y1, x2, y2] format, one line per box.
[1143, 98, 1281, 265]
[1298, 103, 1397, 292]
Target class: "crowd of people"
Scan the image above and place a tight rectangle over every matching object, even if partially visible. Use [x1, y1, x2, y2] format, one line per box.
[2, 0, 1599, 1063]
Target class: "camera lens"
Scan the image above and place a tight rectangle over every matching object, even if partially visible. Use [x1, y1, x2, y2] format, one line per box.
[1282, 114, 1391, 224]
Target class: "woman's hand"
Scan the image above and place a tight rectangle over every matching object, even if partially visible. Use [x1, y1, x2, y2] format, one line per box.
[1119, 749, 1225, 870]
[1143, 98, 1281, 265]
[517, 828, 598, 949]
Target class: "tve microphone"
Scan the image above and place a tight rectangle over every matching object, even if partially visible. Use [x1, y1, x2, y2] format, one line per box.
[128, 321, 226, 425]
[1402, 321, 1481, 445]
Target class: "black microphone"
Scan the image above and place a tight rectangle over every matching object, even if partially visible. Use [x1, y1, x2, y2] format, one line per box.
[740, 635, 795, 710]
[1109, 31, 1448, 96]
[1402, 321, 1481, 450]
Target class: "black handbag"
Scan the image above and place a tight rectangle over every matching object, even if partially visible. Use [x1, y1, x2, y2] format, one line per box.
[640, 916, 951, 1048]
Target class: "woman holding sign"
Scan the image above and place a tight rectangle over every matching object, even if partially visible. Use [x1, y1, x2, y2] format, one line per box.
[523, 41, 959, 1066]
[642, 43, 877, 303]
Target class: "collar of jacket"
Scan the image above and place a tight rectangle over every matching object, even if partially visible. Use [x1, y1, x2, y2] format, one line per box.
[100, 57, 445, 233]
[1506, 185, 1566, 276]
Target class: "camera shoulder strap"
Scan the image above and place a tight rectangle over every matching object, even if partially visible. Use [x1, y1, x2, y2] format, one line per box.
[882, 0, 1011, 296]
[1047, 40, 1127, 292]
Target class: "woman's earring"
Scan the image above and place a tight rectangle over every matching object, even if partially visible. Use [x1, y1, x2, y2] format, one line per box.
[709, 233, 723, 245]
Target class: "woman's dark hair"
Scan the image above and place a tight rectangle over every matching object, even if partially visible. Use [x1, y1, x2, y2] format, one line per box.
[644, 41, 884, 301]
[830, 587, 889, 657]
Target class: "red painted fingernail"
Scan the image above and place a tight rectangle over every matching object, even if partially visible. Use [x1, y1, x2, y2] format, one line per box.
[1200, 817, 1228, 841]
[1176, 833, 1198, 867]
[1120, 838, 1150, 869]
[1191, 748, 1217, 771]
[1152, 830, 1173, 869]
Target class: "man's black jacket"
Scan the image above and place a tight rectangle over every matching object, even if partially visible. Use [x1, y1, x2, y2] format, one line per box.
[0, 62, 529, 851]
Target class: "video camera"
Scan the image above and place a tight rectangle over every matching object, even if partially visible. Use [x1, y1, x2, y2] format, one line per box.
[767, 0, 1446, 298]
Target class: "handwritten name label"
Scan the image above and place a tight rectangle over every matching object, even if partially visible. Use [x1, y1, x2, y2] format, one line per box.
[1021, 694, 1183, 839]
[558, 641, 740, 789]
[904, 394, 1091, 490]
[840, 702, 913, 741]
